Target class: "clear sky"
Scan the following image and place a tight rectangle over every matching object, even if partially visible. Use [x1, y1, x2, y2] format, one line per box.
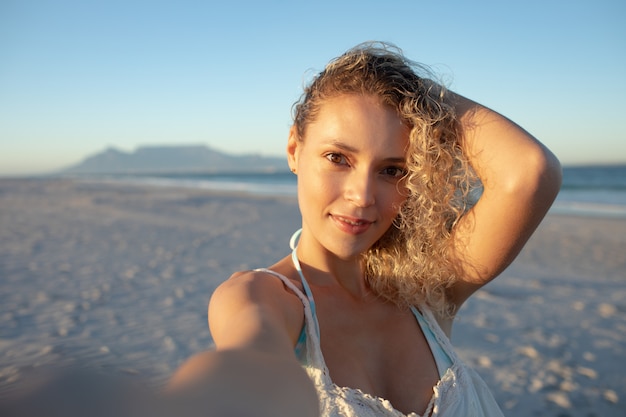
[1, 0, 625, 176]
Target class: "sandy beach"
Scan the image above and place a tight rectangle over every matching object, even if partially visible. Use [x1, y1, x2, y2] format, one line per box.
[0, 178, 624, 416]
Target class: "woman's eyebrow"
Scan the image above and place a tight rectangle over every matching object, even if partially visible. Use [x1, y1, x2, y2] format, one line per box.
[383, 157, 407, 164]
[326, 140, 358, 153]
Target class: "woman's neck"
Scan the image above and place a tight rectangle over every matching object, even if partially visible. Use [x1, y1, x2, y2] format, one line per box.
[294, 240, 371, 300]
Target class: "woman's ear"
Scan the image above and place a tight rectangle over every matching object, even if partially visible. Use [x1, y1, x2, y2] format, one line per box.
[287, 126, 300, 174]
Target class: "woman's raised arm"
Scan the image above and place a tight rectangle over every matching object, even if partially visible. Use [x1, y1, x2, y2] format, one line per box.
[448, 94, 562, 307]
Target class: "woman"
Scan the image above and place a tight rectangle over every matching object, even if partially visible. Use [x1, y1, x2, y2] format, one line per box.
[167, 42, 562, 417]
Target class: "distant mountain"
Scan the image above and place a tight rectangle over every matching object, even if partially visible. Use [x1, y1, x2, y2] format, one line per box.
[59, 145, 289, 174]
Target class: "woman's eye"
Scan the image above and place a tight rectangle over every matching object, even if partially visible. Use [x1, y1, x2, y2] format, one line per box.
[382, 166, 407, 178]
[326, 153, 347, 165]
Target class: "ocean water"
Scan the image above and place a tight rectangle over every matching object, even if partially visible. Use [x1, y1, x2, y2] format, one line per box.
[552, 165, 626, 218]
[83, 165, 626, 218]
[89, 171, 298, 197]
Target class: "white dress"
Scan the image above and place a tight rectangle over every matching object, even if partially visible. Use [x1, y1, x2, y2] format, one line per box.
[258, 267, 505, 417]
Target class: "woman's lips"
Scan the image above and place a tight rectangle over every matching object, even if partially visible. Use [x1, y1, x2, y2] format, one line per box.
[330, 214, 373, 234]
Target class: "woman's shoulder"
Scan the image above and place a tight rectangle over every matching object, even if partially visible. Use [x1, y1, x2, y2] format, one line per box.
[209, 261, 302, 316]
[214, 264, 302, 307]
[209, 259, 306, 341]
[220, 256, 304, 298]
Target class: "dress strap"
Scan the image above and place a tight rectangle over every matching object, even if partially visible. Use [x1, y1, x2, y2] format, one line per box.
[289, 229, 320, 339]
[253, 267, 322, 367]
[411, 306, 453, 378]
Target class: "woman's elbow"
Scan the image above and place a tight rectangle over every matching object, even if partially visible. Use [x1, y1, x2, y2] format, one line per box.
[533, 143, 562, 200]
[511, 142, 563, 208]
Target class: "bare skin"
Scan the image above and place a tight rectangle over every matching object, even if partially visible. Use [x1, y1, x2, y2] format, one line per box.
[168, 93, 562, 416]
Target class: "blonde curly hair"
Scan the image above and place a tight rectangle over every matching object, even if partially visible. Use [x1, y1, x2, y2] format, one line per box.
[292, 42, 479, 316]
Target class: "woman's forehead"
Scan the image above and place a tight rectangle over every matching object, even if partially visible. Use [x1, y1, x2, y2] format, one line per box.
[303, 94, 409, 154]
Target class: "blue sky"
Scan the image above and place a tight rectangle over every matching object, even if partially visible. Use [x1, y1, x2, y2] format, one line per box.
[1, 0, 625, 175]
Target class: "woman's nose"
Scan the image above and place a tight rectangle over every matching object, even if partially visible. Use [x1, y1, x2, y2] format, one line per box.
[345, 171, 375, 207]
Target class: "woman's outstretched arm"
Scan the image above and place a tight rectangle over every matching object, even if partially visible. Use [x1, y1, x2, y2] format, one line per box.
[166, 271, 319, 417]
[448, 94, 562, 307]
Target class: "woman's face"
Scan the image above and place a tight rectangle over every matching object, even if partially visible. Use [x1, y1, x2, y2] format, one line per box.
[287, 94, 409, 261]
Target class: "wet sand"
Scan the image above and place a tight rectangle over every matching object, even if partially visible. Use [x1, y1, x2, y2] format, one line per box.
[0, 178, 624, 416]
